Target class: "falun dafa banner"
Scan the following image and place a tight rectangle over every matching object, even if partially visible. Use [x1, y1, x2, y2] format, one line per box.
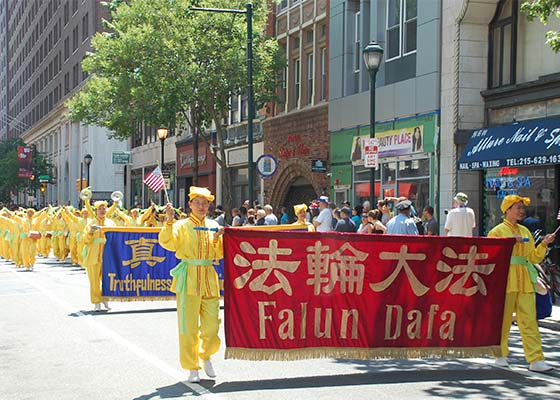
[223, 229, 515, 361]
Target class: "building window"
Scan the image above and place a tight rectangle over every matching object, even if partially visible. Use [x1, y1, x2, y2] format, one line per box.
[386, 0, 417, 61]
[64, 36, 69, 60]
[64, 1, 69, 26]
[307, 53, 313, 104]
[82, 13, 88, 41]
[294, 58, 300, 108]
[72, 26, 79, 51]
[488, 0, 517, 88]
[354, 10, 361, 91]
[320, 48, 326, 101]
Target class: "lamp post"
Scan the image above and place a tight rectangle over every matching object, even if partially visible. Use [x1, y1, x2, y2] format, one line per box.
[191, 3, 255, 206]
[83, 153, 93, 192]
[157, 127, 169, 204]
[362, 41, 384, 207]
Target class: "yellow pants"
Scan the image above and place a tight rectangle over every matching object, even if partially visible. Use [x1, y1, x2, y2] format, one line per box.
[176, 294, 221, 370]
[501, 291, 544, 363]
[20, 238, 37, 268]
[86, 263, 102, 304]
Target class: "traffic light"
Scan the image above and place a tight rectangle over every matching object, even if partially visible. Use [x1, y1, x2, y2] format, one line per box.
[39, 183, 46, 193]
[75, 179, 88, 191]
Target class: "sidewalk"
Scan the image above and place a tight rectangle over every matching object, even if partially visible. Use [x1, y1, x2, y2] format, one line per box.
[538, 304, 560, 331]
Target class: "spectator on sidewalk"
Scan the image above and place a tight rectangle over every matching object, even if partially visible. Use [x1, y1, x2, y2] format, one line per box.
[386, 200, 419, 235]
[444, 192, 475, 236]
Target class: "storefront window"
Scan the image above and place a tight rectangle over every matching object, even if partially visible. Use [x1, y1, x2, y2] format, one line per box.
[353, 158, 430, 213]
[484, 166, 556, 234]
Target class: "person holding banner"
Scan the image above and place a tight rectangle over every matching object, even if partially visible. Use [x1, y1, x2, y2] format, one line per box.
[83, 201, 116, 312]
[159, 186, 224, 383]
[488, 195, 556, 373]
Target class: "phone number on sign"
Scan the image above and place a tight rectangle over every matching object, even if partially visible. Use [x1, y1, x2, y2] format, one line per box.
[505, 155, 560, 167]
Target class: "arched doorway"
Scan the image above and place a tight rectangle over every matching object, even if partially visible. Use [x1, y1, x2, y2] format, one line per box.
[280, 176, 316, 223]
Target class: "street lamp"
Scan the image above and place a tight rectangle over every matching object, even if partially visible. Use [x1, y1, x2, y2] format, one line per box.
[83, 153, 93, 192]
[157, 127, 169, 204]
[191, 4, 255, 206]
[363, 41, 384, 207]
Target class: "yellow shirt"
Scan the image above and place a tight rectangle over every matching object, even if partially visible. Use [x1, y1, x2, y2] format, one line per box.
[83, 217, 116, 267]
[488, 219, 547, 293]
[158, 214, 222, 297]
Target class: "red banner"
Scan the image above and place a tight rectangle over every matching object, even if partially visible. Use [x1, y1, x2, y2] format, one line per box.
[17, 146, 33, 178]
[224, 230, 515, 360]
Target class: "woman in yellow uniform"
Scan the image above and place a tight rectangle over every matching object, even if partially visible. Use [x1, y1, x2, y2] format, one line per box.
[19, 208, 47, 270]
[292, 203, 315, 231]
[83, 201, 116, 311]
[488, 195, 555, 372]
[159, 187, 224, 383]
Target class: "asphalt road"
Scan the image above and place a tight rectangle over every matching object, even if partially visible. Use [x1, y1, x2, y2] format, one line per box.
[1, 256, 559, 400]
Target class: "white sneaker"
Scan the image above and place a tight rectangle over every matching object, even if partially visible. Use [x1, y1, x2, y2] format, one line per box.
[102, 301, 111, 310]
[495, 357, 509, 367]
[529, 360, 554, 372]
[187, 370, 200, 382]
[203, 359, 216, 378]
[94, 303, 101, 312]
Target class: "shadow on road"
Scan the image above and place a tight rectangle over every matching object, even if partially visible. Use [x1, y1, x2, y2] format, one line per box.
[68, 307, 177, 317]
[132, 381, 195, 400]
[201, 366, 556, 398]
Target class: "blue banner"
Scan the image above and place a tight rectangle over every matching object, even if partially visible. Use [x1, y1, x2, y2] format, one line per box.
[101, 228, 179, 299]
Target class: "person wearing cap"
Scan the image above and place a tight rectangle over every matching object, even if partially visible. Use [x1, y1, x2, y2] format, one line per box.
[335, 207, 356, 232]
[82, 200, 117, 312]
[292, 204, 315, 231]
[312, 196, 333, 232]
[488, 195, 556, 373]
[444, 192, 476, 236]
[385, 200, 419, 235]
[159, 186, 224, 383]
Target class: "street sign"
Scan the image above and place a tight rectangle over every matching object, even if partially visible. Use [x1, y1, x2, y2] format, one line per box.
[311, 159, 327, 173]
[363, 138, 379, 168]
[38, 175, 50, 183]
[112, 151, 132, 164]
[256, 154, 278, 179]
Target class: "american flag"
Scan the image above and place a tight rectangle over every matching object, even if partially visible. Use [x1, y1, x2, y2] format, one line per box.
[143, 166, 165, 193]
[557, 208, 560, 220]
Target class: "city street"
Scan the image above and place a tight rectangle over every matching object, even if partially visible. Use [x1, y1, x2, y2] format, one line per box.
[1, 256, 559, 400]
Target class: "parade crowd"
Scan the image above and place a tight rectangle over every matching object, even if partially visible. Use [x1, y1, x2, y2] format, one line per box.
[0, 188, 556, 379]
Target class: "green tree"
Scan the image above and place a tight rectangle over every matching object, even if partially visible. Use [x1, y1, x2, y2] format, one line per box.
[68, 0, 283, 209]
[0, 139, 53, 205]
[521, 0, 560, 52]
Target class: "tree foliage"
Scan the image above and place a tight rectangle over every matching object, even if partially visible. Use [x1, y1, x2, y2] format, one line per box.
[521, 0, 560, 52]
[0, 139, 54, 205]
[68, 0, 283, 208]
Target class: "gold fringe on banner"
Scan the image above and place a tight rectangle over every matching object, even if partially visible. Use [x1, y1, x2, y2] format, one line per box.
[225, 346, 501, 361]
[102, 296, 175, 302]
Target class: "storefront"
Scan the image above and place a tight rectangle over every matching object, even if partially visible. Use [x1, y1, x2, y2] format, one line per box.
[458, 117, 560, 236]
[330, 112, 438, 212]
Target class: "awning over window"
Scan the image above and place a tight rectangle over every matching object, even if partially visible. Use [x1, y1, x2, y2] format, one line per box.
[458, 118, 560, 170]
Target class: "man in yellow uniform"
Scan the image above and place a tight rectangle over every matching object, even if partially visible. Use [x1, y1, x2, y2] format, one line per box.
[83, 201, 116, 311]
[488, 195, 555, 372]
[292, 203, 315, 231]
[159, 187, 224, 383]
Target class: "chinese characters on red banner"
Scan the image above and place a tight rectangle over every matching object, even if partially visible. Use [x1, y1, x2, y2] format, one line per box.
[224, 230, 514, 359]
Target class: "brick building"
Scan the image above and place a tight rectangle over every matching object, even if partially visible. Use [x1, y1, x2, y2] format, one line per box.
[262, 0, 330, 217]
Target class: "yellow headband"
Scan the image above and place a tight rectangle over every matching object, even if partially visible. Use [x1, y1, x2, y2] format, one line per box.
[500, 195, 530, 213]
[293, 203, 308, 215]
[188, 186, 214, 202]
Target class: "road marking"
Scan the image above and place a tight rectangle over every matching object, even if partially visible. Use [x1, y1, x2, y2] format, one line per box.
[11, 270, 224, 400]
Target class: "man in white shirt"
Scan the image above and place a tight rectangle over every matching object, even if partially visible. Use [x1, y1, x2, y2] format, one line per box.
[263, 204, 278, 225]
[312, 196, 332, 232]
[444, 192, 476, 236]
